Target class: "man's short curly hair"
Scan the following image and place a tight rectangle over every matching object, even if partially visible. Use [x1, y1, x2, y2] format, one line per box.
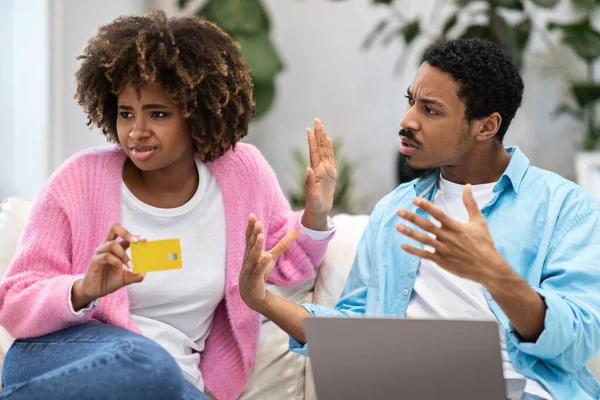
[74, 10, 254, 162]
[422, 38, 524, 142]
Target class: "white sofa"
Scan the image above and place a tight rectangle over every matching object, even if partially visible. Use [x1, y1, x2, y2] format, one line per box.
[1, 197, 599, 399]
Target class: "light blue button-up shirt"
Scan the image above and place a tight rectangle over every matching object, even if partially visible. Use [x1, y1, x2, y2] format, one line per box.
[291, 147, 600, 399]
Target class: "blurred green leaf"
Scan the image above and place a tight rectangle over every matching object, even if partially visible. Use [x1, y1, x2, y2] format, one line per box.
[553, 103, 585, 119]
[381, 26, 404, 47]
[490, 12, 516, 50]
[178, 0, 190, 9]
[529, 0, 559, 8]
[515, 17, 532, 50]
[252, 80, 276, 119]
[572, 0, 599, 9]
[461, 24, 493, 41]
[373, 0, 395, 4]
[236, 32, 284, 83]
[489, 0, 524, 10]
[548, 18, 600, 62]
[361, 18, 390, 49]
[403, 20, 421, 45]
[584, 123, 600, 150]
[489, 12, 525, 67]
[442, 13, 459, 36]
[571, 83, 600, 107]
[199, 0, 269, 35]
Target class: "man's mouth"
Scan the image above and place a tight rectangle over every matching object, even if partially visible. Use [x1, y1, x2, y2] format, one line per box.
[400, 136, 419, 148]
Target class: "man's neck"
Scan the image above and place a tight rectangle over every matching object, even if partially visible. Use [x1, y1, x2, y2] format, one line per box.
[441, 143, 511, 185]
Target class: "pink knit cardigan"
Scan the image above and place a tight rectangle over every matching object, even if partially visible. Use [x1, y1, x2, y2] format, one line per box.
[0, 143, 331, 399]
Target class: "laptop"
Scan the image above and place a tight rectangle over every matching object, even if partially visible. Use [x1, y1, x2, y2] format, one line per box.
[304, 317, 527, 400]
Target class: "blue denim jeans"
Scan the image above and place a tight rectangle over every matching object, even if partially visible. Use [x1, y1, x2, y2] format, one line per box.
[0, 321, 208, 400]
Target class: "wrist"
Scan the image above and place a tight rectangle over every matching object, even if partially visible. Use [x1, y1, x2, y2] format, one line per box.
[72, 279, 97, 312]
[480, 256, 515, 294]
[301, 211, 329, 231]
[254, 290, 275, 315]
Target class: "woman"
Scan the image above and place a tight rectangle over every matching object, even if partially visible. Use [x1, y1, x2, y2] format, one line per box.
[0, 10, 336, 400]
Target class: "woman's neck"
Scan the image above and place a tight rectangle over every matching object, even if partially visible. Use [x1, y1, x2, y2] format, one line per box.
[123, 151, 199, 209]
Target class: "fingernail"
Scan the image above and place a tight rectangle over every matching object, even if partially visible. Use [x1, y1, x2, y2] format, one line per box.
[397, 224, 405, 232]
[130, 236, 139, 243]
[127, 261, 134, 272]
[122, 264, 129, 271]
[398, 210, 406, 217]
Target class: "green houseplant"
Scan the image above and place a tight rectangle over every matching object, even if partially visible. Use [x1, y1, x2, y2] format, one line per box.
[548, 0, 600, 150]
[177, 0, 284, 119]
[356, 0, 559, 71]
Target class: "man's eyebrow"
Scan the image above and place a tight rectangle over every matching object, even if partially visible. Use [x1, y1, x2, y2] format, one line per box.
[406, 86, 444, 107]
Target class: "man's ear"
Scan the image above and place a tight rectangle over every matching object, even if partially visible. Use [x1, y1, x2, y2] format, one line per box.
[474, 112, 502, 141]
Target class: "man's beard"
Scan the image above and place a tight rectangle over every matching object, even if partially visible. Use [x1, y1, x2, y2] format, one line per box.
[396, 128, 434, 185]
[396, 153, 433, 185]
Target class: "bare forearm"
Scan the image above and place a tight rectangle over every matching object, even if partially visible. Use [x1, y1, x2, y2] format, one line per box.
[71, 279, 97, 312]
[255, 291, 311, 344]
[483, 262, 546, 342]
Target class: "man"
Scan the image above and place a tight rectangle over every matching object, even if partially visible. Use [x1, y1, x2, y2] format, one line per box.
[239, 39, 600, 399]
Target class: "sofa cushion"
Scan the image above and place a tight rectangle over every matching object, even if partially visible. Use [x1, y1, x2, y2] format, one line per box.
[312, 213, 369, 309]
[240, 281, 314, 400]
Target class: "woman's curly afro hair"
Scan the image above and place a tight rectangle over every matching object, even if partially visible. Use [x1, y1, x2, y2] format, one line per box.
[74, 10, 255, 162]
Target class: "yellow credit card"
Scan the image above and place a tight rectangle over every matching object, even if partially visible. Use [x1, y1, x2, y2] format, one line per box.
[130, 238, 182, 273]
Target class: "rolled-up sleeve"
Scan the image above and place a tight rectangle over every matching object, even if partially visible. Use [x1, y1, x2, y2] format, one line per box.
[510, 206, 600, 372]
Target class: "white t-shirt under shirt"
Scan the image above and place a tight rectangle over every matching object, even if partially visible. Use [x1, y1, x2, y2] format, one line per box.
[122, 160, 226, 392]
[405, 175, 552, 399]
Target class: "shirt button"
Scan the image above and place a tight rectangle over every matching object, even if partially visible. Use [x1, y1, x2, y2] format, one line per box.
[402, 289, 409, 296]
[236, 320, 244, 329]
[229, 283, 239, 292]
[249, 359, 255, 369]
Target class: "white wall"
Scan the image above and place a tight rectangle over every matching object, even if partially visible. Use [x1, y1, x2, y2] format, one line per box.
[0, 0, 15, 200]
[0, 0, 50, 201]
[1, 0, 588, 213]
[0, 0, 148, 201]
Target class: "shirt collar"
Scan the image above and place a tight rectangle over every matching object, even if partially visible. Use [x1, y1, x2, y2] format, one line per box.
[412, 146, 530, 196]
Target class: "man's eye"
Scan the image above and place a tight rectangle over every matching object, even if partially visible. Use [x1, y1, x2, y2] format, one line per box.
[425, 106, 437, 115]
